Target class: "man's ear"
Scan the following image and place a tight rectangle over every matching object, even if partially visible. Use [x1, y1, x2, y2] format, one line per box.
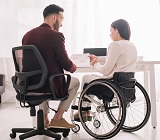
[52, 14, 57, 21]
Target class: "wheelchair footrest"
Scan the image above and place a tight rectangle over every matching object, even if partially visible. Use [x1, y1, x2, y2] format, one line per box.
[71, 105, 91, 111]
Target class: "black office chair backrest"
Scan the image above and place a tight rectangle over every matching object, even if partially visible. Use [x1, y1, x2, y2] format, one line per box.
[12, 45, 48, 92]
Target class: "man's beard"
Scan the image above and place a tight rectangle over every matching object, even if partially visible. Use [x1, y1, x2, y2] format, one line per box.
[53, 20, 59, 31]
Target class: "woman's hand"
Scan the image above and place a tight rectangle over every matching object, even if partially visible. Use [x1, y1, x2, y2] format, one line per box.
[89, 54, 98, 66]
[88, 54, 97, 61]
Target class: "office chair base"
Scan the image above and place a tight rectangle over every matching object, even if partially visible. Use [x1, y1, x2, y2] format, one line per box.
[20, 129, 61, 140]
[10, 109, 64, 140]
[10, 128, 34, 138]
[10, 128, 61, 140]
[10, 127, 70, 139]
[10, 109, 70, 139]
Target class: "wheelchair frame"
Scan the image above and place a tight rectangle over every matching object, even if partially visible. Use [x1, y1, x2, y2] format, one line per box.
[70, 72, 151, 139]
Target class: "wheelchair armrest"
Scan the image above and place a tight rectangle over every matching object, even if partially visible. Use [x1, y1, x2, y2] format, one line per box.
[49, 74, 71, 100]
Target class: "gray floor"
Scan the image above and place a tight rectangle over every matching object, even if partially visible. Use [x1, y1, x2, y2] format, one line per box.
[0, 101, 160, 140]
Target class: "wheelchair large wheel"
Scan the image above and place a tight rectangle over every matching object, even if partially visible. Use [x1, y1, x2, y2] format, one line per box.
[106, 81, 151, 132]
[78, 81, 126, 139]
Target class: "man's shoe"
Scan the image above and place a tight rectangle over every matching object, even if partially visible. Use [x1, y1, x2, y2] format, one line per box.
[48, 118, 76, 129]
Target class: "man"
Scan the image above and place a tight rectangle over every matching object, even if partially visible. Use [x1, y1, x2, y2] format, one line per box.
[22, 4, 79, 128]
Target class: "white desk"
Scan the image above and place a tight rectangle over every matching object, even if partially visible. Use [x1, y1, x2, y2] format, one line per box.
[75, 60, 160, 128]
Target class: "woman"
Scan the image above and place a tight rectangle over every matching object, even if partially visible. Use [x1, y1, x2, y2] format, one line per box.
[74, 19, 137, 120]
[82, 19, 137, 88]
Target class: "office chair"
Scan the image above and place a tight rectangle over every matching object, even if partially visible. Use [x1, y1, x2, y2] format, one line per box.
[10, 45, 70, 140]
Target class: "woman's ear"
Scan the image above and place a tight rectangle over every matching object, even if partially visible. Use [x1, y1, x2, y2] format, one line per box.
[116, 29, 119, 33]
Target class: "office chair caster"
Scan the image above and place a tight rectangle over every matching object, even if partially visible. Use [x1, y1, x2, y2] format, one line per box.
[47, 127, 70, 138]
[62, 130, 70, 137]
[10, 132, 16, 139]
[55, 138, 61, 140]
[71, 124, 80, 133]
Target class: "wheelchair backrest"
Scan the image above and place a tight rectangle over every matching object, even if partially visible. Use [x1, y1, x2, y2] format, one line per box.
[113, 72, 135, 84]
[113, 72, 136, 102]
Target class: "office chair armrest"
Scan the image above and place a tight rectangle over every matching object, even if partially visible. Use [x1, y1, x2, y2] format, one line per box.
[12, 70, 44, 93]
[49, 74, 71, 100]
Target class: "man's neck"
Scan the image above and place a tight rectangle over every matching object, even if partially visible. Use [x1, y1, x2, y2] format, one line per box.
[43, 21, 54, 30]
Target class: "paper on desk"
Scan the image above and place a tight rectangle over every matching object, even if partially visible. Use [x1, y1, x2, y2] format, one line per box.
[70, 53, 90, 67]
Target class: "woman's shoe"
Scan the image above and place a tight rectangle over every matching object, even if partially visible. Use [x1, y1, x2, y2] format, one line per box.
[87, 116, 92, 121]
[74, 111, 92, 122]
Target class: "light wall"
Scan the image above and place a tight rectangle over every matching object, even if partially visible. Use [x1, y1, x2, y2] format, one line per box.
[0, 0, 160, 102]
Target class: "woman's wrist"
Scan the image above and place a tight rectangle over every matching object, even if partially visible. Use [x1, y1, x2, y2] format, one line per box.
[91, 58, 98, 66]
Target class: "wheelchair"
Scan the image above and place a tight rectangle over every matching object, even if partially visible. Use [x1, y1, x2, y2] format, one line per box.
[70, 72, 151, 139]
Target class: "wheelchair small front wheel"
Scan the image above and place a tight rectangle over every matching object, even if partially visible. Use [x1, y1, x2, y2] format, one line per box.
[93, 120, 101, 128]
[71, 124, 80, 133]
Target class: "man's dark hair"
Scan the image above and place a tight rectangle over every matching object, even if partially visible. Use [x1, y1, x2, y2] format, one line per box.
[111, 19, 131, 40]
[43, 4, 64, 18]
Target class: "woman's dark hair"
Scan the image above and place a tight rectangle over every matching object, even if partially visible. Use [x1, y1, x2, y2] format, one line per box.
[111, 19, 131, 40]
[43, 4, 64, 18]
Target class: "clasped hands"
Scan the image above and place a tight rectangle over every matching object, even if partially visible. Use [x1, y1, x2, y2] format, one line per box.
[88, 54, 98, 66]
